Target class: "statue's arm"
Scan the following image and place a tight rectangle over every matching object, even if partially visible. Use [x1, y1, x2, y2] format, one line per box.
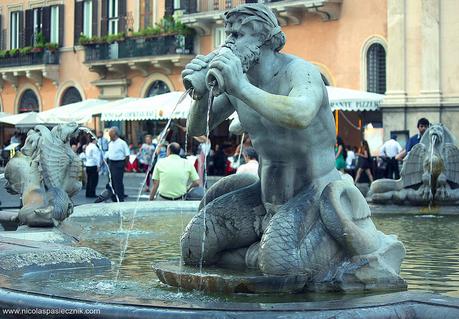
[236, 60, 323, 129]
[187, 93, 235, 137]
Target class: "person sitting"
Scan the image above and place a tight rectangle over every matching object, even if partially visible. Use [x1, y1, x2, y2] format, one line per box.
[236, 147, 259, 177]
[149, 142, 200, 201]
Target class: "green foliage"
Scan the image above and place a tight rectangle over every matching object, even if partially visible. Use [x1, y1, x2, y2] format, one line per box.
[35, 32, 46, 47]
[106, 32, 125, 44]
[79, 34, 91, 45]
[19, 47, 33, 56]
[46, 42, 59, 51]
[78, 16, 192, 46]
[9, 48, 19, 56]
[0, 50, 8, 58]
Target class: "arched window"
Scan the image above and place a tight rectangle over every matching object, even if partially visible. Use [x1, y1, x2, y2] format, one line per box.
[18, 89, 39, 113]
[60, 87, 83, 106]
[145, 80, 170, 97]
[366, 43, 386, 94]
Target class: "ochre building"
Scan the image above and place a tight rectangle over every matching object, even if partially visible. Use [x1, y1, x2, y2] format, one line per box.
[0, 0, 457, 144]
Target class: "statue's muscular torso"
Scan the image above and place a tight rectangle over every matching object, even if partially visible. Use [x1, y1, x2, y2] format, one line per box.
[230, 55, 339, 206]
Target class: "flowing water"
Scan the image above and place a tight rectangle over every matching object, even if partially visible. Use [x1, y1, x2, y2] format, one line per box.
[3, 211, 459, 304]
[113, 89, 191, 282]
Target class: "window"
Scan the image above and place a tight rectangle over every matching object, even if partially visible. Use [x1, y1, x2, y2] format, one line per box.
[140, 0, 153, 29]
[366, 43, 386, 94]
[174, 0, 181, 10]
[145, 81, 170, 97]
[33, 8, 42, 41]
[214, 27, 226, 48]
[50, 6, 59, 43]
[10, 11, 20, 49]
[108, 0, 118, 35]
[83, 0, 93, 37]
[19, 89, 39, 113]
[60, 87, 82, 106]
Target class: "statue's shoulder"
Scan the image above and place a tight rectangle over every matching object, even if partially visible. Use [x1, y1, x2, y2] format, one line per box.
[283, 54, 321, 78]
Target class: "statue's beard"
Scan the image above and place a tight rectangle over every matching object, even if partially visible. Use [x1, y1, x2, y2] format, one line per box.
[223, 42, 261, 73]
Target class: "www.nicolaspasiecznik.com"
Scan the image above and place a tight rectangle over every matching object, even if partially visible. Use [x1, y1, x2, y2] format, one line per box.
[2, 307, 101, 316]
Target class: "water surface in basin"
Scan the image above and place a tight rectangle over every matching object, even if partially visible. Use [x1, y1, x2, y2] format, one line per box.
[3, 211, 459, 304]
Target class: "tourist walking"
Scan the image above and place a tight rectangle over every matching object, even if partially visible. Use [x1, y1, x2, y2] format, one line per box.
[97, 130, 109, 175]
[138, 134, 156, 192]
[84, 136, 101, 198]
[149, 142, 200, 201]
[354, 140, 374, 184]
[380, 134, 402, 179]
[236, 147, 259, 177]
[335, 136, 347, 172]
[106, 127, 130, 202]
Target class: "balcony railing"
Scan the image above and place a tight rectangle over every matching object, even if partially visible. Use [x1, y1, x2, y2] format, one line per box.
[0, 50, 60, 68]
[180, 0, 282, 14]
[84, 35, 194, 63]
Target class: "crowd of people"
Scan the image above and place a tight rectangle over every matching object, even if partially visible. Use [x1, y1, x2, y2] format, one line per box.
[335, 117, 431, 185]
[70, 125, 260, 202]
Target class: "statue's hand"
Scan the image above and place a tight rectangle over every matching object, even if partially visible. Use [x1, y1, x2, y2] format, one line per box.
[182, 53, 218, 98]
[208, 48, 247, 97]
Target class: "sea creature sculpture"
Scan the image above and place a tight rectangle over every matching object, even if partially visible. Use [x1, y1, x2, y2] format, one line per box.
[4, 123, 82, 227]
[370, 124, 459, 205]
[162, 3, 407, 293]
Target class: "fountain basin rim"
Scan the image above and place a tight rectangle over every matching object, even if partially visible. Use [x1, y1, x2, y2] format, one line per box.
[1, 286, 459, 314]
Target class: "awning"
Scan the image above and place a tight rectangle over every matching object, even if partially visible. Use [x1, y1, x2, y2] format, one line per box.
[101, 92, 193, 122]
[0, 112, 49, 127]
[327, 86, 383, 112]
[37, 99, 109, 124]
[228, 86, 383, 121]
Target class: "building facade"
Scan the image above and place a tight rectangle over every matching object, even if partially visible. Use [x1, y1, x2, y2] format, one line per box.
[0, 0, 457, 144]
[0, 0, 193, 139]
[382, 0, 459, 141]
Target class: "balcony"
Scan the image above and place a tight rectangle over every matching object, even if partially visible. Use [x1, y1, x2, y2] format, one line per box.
[84, 35, 195, 78]
[178, 0, 343, 35]
[0, 50, 60, 88]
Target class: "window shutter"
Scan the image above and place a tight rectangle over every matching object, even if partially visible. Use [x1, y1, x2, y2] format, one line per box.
[18, 11, 24, 48]
[42, 6, 51, 42]
[165, 0, 174, 16]
[0, 15, 2, 50]
[74, 1, 83, 44]
[100, 0, 107, 36]
[25, 9, 34, 46]
[58, 5, 64, 46]
[118, 0, 127, 33]
[92, 0, 98, 37]
[188, 0, 197, 14]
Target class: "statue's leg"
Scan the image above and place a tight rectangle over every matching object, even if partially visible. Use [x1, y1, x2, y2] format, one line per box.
[181, 174, 264, 266]
[259, 185, 342, 276]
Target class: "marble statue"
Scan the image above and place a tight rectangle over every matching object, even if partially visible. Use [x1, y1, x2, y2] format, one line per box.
[4, 123, 82, 227]
[157, 3, 405, 292]
[370, 123, 459, 205]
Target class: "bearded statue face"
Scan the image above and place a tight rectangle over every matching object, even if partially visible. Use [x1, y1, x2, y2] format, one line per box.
[223, 18, 265, 72]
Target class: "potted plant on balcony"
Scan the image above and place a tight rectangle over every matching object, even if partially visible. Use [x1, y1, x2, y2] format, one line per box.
[9, 49, 19, 57]
[32, 32, 46, 53]
[46, 43, 59, 52]
[0, 50, 9, 59]
[19, 47, 33, 56]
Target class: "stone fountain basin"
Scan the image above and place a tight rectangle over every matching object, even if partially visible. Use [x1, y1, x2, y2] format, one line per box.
[0, 287, 459, 319]
[1, 201, 459, 317]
